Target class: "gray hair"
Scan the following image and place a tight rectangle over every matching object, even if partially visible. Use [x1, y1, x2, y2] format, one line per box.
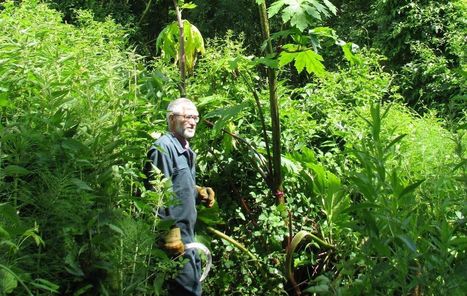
[166, 98, 196, 124]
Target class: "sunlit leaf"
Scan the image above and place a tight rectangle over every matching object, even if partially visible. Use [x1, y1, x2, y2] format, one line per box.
[294, 49, 325, 76]
[180, 2, 197, 10]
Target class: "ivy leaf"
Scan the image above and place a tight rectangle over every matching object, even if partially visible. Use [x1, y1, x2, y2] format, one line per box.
[294, 49, 325, 76]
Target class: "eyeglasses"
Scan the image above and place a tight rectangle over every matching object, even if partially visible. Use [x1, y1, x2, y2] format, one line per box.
[172, 113, 200, 123]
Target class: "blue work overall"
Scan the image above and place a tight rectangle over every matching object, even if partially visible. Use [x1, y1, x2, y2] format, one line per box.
[147, 133, 202, 296]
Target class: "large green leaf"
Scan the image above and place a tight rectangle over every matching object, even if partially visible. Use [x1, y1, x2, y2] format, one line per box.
[294, 49, 325, 76]
[155, 20, 205, 74]
[268, 0, 337, 32]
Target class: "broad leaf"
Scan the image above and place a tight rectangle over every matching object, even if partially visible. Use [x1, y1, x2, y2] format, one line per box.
[294, 49, 325, 76]
[155, 20, 205, 74]
[268, 0, 336, 32]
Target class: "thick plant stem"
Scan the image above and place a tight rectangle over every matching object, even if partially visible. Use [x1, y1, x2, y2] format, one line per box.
[239, 71, 273, 187]
[206, 226, 258, 261]
[259, 1, 283, 204]
[172, 0, 186, 97]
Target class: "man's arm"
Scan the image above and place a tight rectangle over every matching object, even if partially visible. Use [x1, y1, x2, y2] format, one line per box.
[147, 143, 185, 254]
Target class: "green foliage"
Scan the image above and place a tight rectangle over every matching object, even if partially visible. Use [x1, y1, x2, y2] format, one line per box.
[0, 1, 174, 294]
[1, 0, 465, 295]
[268, 0, 337, 32]
[333, 0, 466, 115]
[156, 20, 205, 74]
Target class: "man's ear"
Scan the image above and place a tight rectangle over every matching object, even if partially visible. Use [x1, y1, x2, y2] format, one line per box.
[168, 114, 175, 128]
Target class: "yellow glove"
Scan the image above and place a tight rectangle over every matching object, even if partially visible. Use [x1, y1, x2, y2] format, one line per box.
[163, 227, 185, 255]
[197, 186, 215, 208]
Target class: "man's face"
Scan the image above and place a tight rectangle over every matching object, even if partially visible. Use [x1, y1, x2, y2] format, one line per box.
[170, 105, 199, 140]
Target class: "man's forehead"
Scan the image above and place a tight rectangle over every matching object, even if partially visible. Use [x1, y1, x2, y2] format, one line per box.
[181, 105, 198, 114]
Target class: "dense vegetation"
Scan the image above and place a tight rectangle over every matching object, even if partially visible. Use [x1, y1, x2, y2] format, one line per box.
[1, 0, 465, 295]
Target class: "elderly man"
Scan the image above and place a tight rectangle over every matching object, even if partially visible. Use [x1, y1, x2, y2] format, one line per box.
[145, 98, 215, 296]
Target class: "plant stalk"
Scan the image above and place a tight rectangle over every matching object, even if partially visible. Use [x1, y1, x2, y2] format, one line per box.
[258, 1, 283, 204]
[206, 226, 258, 261]
[172, 0, 186, 97]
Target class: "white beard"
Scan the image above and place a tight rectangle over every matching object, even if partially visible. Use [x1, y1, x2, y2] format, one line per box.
[175, 124, 196, 139]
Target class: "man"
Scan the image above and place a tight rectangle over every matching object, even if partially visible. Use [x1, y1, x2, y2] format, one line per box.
[145, 98, 215, 296]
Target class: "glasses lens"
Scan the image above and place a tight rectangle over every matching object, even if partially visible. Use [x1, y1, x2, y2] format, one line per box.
[173, 114, 199, 123]
[187, 115, 199, 123]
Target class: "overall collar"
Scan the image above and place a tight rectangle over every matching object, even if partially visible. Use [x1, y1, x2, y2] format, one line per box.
[168, 133, 190, 154]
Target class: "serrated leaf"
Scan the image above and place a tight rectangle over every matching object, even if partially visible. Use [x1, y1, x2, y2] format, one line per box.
[268, 1, 285, 18]
[304, 283, 329, 293]
[323, 0, 337, 15]
[183, 20, 205, 73]
[283, 4, 310, 32]
[341, 42, 362, 65]
[197, 203, 223, 226]
[278, 51, 298, 67]
[294, 49, 325, 76]
[305, 5, 321, 20]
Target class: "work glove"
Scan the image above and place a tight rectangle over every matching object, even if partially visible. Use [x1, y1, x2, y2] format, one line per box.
[163, 227, 185, 255]
[197, 186, 215, 208]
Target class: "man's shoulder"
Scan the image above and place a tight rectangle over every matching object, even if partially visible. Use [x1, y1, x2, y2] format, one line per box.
[153, 134, 176, 150]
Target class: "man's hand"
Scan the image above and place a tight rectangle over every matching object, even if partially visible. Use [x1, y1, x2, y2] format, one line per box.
[163, 227, 185, 255]
[197, 186, 215, 208]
